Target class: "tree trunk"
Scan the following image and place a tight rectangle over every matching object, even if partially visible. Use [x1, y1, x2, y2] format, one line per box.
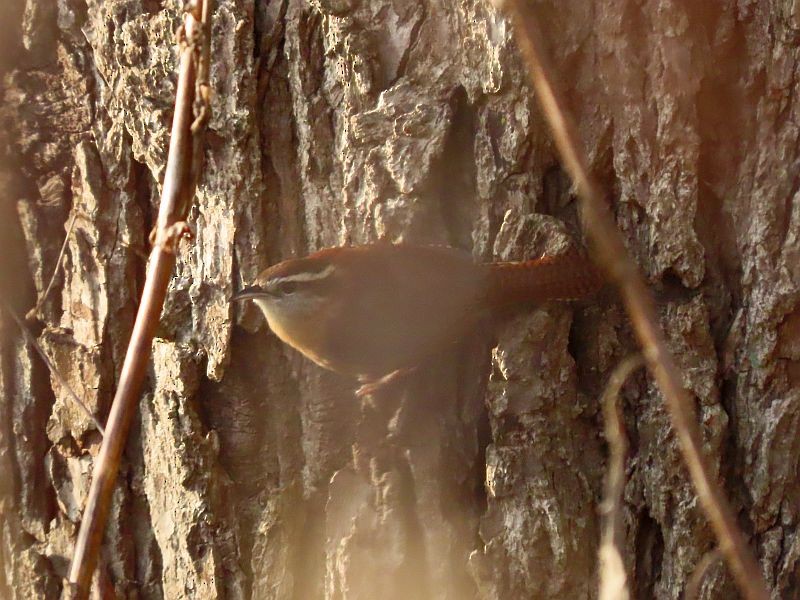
[1, 1, 799, 598]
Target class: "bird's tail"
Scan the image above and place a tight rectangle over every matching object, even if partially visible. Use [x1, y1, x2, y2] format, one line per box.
[486, 252, 603, 308]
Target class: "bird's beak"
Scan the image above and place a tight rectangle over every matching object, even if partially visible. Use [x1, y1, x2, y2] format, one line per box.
[231, 285, 269, 302]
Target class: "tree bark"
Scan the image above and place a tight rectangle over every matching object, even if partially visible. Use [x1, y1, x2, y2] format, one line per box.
[1, 1, 799, 599]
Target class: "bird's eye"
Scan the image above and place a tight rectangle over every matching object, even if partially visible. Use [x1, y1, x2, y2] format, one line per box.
[277, 281, 298, 295]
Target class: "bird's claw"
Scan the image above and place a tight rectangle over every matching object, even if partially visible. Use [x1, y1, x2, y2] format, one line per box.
[355, 367, 417, 398]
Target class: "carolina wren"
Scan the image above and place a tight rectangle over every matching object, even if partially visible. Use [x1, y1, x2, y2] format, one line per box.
[233, 243, 601, 387]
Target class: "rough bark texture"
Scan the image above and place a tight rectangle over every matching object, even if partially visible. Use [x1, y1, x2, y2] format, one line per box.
[1, 0, 799, 598]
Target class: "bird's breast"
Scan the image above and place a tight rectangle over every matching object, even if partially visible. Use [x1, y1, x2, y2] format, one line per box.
[255, 299, 337, 371]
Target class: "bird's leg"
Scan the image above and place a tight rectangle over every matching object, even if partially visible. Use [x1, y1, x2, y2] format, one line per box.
[355, 367, 418, 398]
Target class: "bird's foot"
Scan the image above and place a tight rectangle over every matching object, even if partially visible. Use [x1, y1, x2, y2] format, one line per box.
[355, 367, 417, 398]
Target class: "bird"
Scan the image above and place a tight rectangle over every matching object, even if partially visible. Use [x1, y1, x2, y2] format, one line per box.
[233, 243, 601, 393]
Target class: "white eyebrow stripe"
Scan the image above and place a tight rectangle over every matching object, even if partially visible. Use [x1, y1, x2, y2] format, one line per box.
[271, 264, 335, 285]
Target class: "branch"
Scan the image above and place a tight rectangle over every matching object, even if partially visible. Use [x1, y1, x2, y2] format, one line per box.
[686, 548, 723, 600]
[493, 2, 769, 598]
[64, 2, 214, 598]
[1, 300, 105, 435]
[26, 209, 77, 322]
[598, 354, 642, 600]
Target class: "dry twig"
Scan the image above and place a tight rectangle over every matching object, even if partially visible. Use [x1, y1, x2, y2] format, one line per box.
[686, 548, 724, 600]
[25, 209, 77, 322]
[493, 2, 769, 598]
[598, 354, 643, 600]
[1, 300, 105, 435]
[64, 2, 214, 598]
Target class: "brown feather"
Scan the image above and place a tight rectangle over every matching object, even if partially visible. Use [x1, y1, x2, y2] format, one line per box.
[486, 253, 603, 308]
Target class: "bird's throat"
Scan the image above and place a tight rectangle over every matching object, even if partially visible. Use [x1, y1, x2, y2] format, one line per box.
[253, 298, 334, 371]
